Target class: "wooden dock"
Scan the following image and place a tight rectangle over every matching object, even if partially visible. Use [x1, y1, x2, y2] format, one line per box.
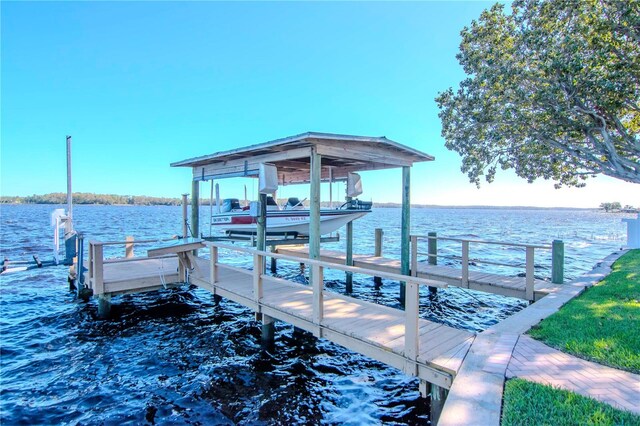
[276, 245, 558, 301]
[188, 249, 475, 390]
[78, 233, 570, 424]
[83, 239, 476, 391]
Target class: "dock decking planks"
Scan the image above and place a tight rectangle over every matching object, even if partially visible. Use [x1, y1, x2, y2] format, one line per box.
[189, 256, 475, 387]
[276, 246, 555, 301]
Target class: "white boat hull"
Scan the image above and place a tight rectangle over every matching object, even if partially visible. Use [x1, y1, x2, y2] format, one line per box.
[212, 210, 369, 236]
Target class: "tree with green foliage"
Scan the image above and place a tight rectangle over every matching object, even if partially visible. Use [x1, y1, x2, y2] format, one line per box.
[436, 0, 640, 188]
[599, 201, 622, 212]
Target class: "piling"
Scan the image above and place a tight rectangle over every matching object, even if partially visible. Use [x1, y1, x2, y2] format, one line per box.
[552, 240, 564, 284]
[191, 181, 200, 240]
[97, 294, 112, 319]
[373, 228, 383, 288]
[427, 232, 438, 294]
[309, 148, 322, 303]
[346, 220, 354, 293]
[261, 314, 276, 351]
[76, 233, 85, 297]
[270, 246, 277, 273]
[125, 236, 134, 258]
[257, 193, 267, 253]
[400, 166, 410, 306]
[430, 383, 447, 424]
[428, 232, 437, 265]
[345, 197, 354, 293]
[181, 194, 189, 238]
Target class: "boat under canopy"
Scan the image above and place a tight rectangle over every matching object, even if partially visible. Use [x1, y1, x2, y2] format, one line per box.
[212, 197, 372, 236]
[171, 132, 435, 243]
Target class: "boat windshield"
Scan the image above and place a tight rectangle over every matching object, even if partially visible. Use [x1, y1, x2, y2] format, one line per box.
[220, 198, 241, 213]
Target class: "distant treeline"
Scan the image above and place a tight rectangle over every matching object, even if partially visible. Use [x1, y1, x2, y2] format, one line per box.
[1, 193, 182, 206]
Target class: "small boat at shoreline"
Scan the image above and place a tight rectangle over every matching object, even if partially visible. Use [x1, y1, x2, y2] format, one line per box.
[212, 197, 372, 236]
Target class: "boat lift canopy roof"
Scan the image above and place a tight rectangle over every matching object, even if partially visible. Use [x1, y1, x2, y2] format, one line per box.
[171, 132, 434, 185]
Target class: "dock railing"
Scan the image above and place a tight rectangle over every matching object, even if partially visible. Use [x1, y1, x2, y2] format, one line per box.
[86, 236, 180, 294]
[410, 234, 564, 301]
[205, 241, 448, 375]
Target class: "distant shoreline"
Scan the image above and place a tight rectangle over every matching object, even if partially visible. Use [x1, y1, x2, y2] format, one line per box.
[1, 193, 633, 211]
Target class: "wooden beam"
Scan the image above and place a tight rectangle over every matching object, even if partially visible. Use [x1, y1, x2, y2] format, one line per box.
[192, 147, 312, 180]
[315, 141, 415, 167]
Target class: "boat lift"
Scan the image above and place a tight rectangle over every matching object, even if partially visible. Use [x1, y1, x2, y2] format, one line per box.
[2, 136, 79, 276]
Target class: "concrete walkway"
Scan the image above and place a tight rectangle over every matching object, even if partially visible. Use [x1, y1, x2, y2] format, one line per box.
[439, 249, 636, 426]
[507, 335, 640, 415]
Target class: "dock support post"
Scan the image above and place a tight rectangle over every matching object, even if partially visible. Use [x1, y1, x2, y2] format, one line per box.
[427, 232, 438, 294]
[346, 218, 353, 293]
[181, 194, 189, 238]
[97, 294, 111, 319]
[400, 166, 411, 307]
[552, 240, 564, 284]
[373, 228, 383, 288]
[76, 233, 87, 298]
[426, 231, 438, 295]
[257, 193, 267, 254]
[428, 232, 437, 265]
[270, 246, 277, 274]
[430, 383, 447, 425]
[525, 246, 535, 302]
[210, 245, 222, 304]
[125, 236, 134, 258]
[191, 181, 200, 240]
[309, 148, 321, 279]
[261, 314, 275, 351]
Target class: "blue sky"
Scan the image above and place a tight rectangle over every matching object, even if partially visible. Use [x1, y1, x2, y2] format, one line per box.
[2, 1, 637, 207]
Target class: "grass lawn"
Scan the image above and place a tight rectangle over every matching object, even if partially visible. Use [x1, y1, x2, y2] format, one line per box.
[501, 379, 640, 426]
[528, 250, 640, 373]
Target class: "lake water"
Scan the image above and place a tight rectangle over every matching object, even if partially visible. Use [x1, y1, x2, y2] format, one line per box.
[0, 204, 632, 424]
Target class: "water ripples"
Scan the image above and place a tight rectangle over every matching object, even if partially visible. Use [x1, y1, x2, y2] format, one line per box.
[0, 205, 631, 424]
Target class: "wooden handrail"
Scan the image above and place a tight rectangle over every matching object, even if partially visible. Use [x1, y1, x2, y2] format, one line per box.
[411, 234, 551, 250]
[89, 236, 179, 246]
[411, 234, 542, 300]
[415, 251, 526, 268]
[206, 241, 429, 373]
[205, 241, 447, 288]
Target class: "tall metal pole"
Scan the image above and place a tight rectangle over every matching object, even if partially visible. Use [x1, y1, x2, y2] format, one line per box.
[65, 135, 73, 234]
